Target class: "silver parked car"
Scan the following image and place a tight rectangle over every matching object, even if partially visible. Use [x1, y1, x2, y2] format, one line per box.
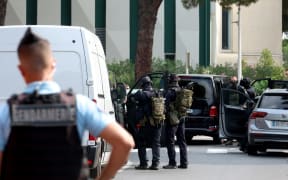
[219, 79, 288, 155]
[247, 88, 288, 154]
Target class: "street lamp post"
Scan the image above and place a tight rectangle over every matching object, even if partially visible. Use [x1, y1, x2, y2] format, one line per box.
[237, 3, 242, 84]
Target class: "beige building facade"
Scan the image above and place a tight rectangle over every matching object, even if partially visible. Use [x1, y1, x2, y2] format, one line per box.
[4, 0, 283, 67]
[212, 0, 282, 66]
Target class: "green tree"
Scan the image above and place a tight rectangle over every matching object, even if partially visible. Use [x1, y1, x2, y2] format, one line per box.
[0, 0, 8, 25]
[255, 49, 285, 80]
[282, 39, 288, 69]
[135, 0, 258, 82]
[135, 0, 162, 81]
[108, 60, 135, 88]
[242, 60, 256, 80]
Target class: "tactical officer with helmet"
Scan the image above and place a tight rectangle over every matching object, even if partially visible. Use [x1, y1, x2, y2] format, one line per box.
[0, 27, 134, 180]
[134, 76, 162, 170]
[163, 74, 189, 169]
[240, 77, 256, 100]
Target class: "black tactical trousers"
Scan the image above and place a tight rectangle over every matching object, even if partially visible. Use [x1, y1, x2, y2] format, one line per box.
[165, 119, 188, 166]
[137, 124, 162, 166]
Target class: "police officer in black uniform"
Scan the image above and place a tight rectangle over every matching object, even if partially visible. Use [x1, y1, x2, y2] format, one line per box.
[163, 74, 188, 169]
[240, 77, 256, 100]
[134, 76, 162, 170]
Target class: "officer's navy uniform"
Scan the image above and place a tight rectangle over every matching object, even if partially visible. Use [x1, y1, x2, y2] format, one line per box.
[163, 76, 188, 169]
[134, 78, 162, 170]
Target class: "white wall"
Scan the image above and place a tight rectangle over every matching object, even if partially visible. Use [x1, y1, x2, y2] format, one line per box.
[72, 0, 94, 32]
[176, 1, 199, 68]
[106, 0, 129, 62]
[5, 0, 26, 25]
[241, 0, 282, 64]
[152, 2, 164, 60]
[38, 0, 61, 25]
[215, 0, 282, 66]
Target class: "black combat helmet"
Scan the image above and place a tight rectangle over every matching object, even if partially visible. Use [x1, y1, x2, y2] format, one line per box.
[141, 76, 152, 88]
[168, 74, 179, 87]
[186, 82, 194, 90]
[240, 77, 251, 89]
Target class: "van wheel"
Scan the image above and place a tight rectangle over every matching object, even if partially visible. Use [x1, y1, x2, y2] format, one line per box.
[185, 134, 193, 145]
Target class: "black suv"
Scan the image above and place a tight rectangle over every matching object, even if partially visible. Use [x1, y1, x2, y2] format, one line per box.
[177, 74, 228, 144]
[115, 72, 228, 145]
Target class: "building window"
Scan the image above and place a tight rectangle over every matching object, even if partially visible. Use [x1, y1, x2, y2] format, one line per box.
[222, 7, 231, 50]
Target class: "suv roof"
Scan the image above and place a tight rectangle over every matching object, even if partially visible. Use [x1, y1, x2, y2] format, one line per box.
[262, 88, 288, 94]
[177, 73, 227, 78]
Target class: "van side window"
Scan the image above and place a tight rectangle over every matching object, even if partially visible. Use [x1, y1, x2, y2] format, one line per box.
[90, 52, 104, 95]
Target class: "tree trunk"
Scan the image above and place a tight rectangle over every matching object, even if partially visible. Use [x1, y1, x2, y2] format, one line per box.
[135, 0, 162, 81]
[0, 0, 8, 25]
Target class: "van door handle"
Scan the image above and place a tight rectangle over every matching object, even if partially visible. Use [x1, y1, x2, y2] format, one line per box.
[98, 94, 104, 98]
[109, 111, 114, 114]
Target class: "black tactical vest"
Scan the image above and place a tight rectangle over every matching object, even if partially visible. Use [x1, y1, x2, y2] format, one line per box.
[1, 91, 84, 180]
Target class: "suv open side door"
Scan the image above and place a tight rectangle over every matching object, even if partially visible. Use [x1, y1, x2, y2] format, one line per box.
[219, 88, 254, 140]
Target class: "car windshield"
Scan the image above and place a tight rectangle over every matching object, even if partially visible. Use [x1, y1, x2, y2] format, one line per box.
[259, 93, 288, 109]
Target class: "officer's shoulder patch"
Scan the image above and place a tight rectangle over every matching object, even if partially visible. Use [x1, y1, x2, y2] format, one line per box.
[9, 90, 77, 127]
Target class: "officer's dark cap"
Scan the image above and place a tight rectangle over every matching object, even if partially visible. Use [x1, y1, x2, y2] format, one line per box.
[141, 76, 152, 87]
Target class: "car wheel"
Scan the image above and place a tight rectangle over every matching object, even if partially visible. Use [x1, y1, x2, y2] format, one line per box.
[185, 134, 193, 145]
[247, 146, 258, 155]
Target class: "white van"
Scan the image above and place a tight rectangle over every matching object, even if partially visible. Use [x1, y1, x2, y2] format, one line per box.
[0, 25, 114, 178]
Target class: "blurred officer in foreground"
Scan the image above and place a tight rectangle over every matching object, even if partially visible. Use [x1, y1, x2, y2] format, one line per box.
[163, 74, 189, 169]
[0, 27, 134, 180]
[134, 76, 163, 170]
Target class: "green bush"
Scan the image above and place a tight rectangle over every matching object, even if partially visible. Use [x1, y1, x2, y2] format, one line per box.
[255, 49, 285, 80]
[151, 58, 186, 74]
[107, 59, 135, 88]
[282, 39, 288, 69]
[107, 49, 285, 93]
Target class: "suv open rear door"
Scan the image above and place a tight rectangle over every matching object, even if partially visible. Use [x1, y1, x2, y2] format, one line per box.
[251, 78, 288, 95]
[219, 88, 254, 140]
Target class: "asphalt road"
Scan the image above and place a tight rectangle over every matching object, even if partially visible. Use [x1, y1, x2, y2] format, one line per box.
[114, 136, 288, 180]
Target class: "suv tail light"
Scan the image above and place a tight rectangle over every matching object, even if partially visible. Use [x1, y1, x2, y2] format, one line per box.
[209, 106, 217, 117]
[89, 99, 98, 141]
[249, 111, 267, 119]
[87, 159, 93, 166]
